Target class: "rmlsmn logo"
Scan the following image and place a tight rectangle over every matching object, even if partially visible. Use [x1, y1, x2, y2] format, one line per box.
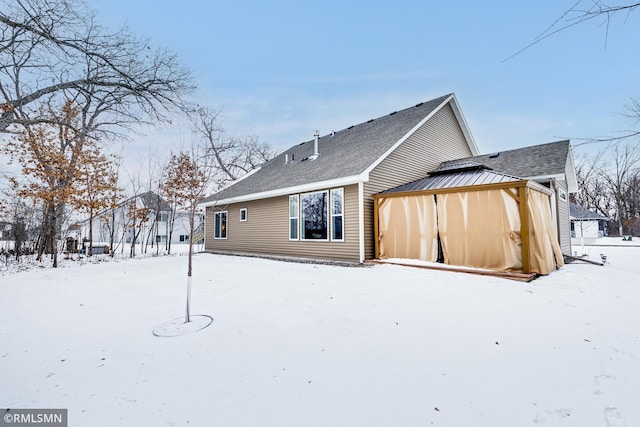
[1, 409, 67, 427]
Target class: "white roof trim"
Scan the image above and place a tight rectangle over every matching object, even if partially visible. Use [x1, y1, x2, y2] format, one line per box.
[199, 174, 363, 207]
[449, 93, 480, 156]
[361, 94, 478, 180]
[523, 173, 565, 182]
[565, 144, 578, 193]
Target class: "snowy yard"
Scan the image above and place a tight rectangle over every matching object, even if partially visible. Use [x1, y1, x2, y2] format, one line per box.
[1, 242, 639, 426]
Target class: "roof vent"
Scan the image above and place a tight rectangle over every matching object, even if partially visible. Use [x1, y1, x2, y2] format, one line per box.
[330, 130, 335, 136]
[415, 102, 424, 107]
[389, 111, 397, 116]
[489, 153, 500, 159]
[311, 130, 320, 159]
[347, 125, 354, 130]
[367, 119, 374, 123]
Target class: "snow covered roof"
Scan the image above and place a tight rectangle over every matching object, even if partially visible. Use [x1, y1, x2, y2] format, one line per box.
[570, 203, 608, 220]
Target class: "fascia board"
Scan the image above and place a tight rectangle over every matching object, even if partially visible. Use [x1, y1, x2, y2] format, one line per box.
[199, 174, 363, 207]
[565, 145, 579, 193]
[523, 173, 565, 182]
[449, 93, 480, 156]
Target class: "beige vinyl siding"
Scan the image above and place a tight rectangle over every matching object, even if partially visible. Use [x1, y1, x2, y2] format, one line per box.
[205, 184, 360, 262]
[363, 103, 474, 260]
[556, 179, 571, 254]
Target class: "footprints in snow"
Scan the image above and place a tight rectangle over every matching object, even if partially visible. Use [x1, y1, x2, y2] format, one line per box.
[604, 407, 625, 427]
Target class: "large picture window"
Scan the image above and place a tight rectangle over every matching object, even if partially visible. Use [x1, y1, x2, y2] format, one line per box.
[289, 195, 299, 240]
[301, 191, 328, 240]
[331, 188, 344, 241]
[214, 211, 227, 239]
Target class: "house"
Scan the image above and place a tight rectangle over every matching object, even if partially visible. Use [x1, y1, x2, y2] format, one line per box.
[372, 162, 564, 274]
[570, 203, 608, 243]
[199, 93, 479, 263]
[438, 140, 577, 255]
[81, 191, 204, 252]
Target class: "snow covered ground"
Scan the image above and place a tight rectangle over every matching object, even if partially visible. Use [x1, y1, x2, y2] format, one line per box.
[1, 244, 639, 426]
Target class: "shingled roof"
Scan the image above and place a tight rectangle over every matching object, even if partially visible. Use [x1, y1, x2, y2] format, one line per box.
[201, 94, 476, 205]
[439, 140, 577, 192]
[570, 203, 608, 220]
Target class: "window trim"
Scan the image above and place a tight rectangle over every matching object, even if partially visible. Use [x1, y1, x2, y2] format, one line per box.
[330, 188, 344, 242]
[300, 190, 329, 241]
[289, 195, 299, 241]
[214, 211, 228, 240]
[239, 208, 248, 222]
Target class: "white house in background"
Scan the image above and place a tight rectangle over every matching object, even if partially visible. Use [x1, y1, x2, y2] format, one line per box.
[570, 203, 608, 244]
[80, 191, 204, 252]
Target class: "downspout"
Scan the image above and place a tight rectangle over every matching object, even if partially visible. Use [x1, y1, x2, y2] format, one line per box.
[358, 182, 365, 263]
[551, 178, 563, 252]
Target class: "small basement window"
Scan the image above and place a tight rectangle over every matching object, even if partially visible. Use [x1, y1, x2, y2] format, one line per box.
[239, 208, 248, 222]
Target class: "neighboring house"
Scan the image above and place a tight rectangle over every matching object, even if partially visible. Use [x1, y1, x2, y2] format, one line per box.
[570, 203, 608, 242]
[200, 93, 479, 263]
[0, 221, 10, 241]
[439, 140, 577, 255]
[81, 191, 204, 250]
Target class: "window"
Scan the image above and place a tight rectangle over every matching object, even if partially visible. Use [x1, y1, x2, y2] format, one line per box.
[289, 195, 299, 240]
[239, 208, 248, 222]
[214, 211, 227, 239]
[179, 235, 189, 242]
[330, 188, 344, 241]
[301, 191, 328, 240]
[156, 235, 167, 243]
[157, 212, 169, 222]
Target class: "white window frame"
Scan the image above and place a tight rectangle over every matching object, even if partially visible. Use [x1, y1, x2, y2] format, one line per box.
[239, 208, 248, 222]
[300, 190, 329, 241]
[289, 195, 299, 241]
[214, 211, 228, 239]
[330, 188, 344, 242]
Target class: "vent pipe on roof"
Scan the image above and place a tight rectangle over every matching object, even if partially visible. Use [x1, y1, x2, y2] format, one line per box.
[285, 153, 289, 164]
[312, 130, 320, 158]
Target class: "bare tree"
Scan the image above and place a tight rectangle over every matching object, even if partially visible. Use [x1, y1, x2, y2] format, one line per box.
[506, 1, 640, 61]
[599, 142, 640, 235]
[193, 106, 276, 188]
[163, 148, 211, 323]
[571, 151, 614, 217]
[0, 0, 194, 137]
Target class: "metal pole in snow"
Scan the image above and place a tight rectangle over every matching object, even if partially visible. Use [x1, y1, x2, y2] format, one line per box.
[580, 219, 585, 255]
[185, 275, 191, 323]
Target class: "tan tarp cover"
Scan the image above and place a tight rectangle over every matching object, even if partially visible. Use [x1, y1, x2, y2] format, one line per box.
[378, 195, 438, 262]
[527, 189, 565, 274]
[377, 185, 564, 275]
[437, 189, 523, 271]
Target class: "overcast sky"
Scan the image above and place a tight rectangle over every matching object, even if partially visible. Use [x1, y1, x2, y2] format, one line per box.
[83, 1, 640, 161]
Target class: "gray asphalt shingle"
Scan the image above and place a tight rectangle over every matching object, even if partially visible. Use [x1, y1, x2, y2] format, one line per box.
[441, 140, 571, 178]
[201, 94, 452, 203]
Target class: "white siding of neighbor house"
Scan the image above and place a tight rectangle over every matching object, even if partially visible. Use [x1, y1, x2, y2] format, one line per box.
[205, 184, 360, 262]
[362, 103, 474, 260]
